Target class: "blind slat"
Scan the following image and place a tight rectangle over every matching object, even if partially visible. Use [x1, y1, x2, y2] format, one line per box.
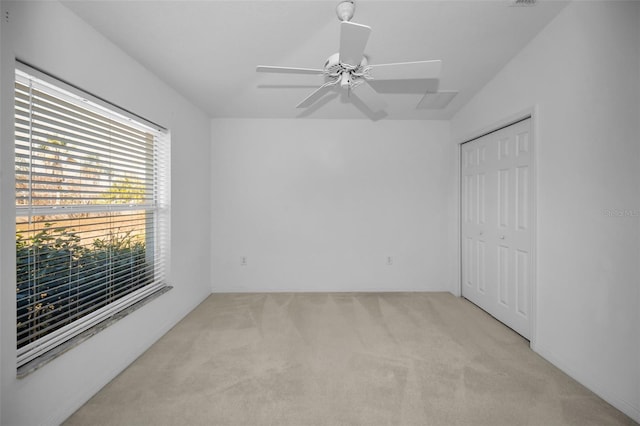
[14, 128, 153, 168]
[15, 102, 155, 152]
[16, 81, 153, 140]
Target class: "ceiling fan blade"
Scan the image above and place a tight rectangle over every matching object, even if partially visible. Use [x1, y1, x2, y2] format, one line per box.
[296, 81, 337, 108]
[339, 21, 371, 67]
[368, 60, 442, 81]
[350, 81, 387, 113]
[257, 66, 325, 75]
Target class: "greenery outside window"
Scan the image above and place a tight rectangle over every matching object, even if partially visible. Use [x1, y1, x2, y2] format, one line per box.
[15, 63, 170, 370]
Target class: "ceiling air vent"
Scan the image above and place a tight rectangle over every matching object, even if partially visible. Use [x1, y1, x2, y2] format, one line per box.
[417, 92, 458, 110]
[509, 0, 536, 6]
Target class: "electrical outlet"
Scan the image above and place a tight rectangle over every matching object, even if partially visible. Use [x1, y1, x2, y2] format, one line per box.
[387, 256, 393, 266]
[241, 256, 247, 266]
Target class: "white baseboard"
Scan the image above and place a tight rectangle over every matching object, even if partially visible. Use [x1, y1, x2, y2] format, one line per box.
[210, 286, 451, 293]
[46, 292, 209, 426]
[42, 289, 638, 425]
[534, 344, 640, 423]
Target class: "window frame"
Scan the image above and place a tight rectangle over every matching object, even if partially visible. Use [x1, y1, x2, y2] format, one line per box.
[14, 62, 171, 374]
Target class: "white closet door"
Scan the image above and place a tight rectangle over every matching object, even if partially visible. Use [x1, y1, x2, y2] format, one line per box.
[461, 118, 532, 339]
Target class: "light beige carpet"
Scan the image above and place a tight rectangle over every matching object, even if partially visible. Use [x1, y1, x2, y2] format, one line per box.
[65, 293, 635, 426]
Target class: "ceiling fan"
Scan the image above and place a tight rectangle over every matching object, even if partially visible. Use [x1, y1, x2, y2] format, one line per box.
[256, 0, 444, 116]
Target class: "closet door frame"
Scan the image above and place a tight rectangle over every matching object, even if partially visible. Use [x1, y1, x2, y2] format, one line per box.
[455, 107, 538, 348]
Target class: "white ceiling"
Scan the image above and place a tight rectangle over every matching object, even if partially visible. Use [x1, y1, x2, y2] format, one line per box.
[62, 0, 568, 120]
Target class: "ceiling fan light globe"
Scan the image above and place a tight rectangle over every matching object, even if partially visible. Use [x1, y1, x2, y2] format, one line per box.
[336, 1, 355, 22]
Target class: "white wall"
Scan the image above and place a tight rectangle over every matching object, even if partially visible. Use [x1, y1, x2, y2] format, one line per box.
[0, 6, 4, 425]
[211, 118, 455, 293]
[451, 1, 640, 421]
[0, 1, 212, 425]
[637, 5, 640, 416]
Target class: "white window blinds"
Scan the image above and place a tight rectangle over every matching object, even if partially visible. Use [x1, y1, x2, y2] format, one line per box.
[15, 64, 170, 368]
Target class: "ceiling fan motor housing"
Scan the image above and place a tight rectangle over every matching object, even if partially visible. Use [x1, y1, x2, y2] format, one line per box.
[324, 52, 369, 89]
[324, 52, 361, 70]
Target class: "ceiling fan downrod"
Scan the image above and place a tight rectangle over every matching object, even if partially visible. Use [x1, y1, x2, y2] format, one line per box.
[336, 1, 355, 22]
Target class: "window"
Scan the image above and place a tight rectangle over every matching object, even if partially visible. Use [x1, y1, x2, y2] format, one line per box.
[15, 64, 170, 370]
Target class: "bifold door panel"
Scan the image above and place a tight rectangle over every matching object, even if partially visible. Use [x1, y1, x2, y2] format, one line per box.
[461, 118, 532, 339]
